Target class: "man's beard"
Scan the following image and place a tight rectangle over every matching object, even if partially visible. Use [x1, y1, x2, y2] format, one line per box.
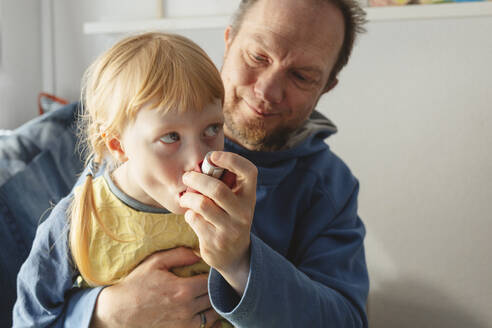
[223, 104, 296, 152]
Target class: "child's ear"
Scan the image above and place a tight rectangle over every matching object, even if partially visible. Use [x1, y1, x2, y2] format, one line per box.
[106, 136, 128, 163]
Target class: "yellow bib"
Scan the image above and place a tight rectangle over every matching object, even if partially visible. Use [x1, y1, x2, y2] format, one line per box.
[77, 175, 209, 285]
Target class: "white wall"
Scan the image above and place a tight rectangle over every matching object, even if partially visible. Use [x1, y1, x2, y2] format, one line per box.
[5, 0, 492, 326]
[0, 0, 42, 129]
[50, 0, 237, 101]
[322, 16, 492, 327]
[50, 0, 231, 104]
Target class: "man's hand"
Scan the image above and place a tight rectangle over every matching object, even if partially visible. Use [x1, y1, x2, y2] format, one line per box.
[179, 151, 258, 295]
[91, 247, 220, 328]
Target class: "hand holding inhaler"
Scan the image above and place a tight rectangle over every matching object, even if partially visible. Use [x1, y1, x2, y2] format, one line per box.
[180, 151, 258, 295]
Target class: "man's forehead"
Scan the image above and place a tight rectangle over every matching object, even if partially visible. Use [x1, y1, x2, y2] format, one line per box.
[239, 0, 344, 56]
[244, 27, 339, 57]
[245, 0, 343, 29]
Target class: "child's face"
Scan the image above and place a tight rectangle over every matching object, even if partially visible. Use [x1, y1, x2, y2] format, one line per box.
[112, 100, 224, 214]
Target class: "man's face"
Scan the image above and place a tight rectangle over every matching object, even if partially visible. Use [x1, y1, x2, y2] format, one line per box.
[221, 0, 345, 151]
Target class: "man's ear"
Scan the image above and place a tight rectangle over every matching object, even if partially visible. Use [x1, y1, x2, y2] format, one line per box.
[323, 77, 339, 94]
[106, 136, 128, 163]
[224, 25, 233, 53]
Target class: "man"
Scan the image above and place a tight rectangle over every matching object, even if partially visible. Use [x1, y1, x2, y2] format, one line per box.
[23, 0, 368, 327]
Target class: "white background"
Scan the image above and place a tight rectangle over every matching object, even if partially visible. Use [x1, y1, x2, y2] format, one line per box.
[1, 0, 491, 326]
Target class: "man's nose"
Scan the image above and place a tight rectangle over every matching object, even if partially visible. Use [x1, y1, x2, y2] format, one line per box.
[254, 69, 284, 104]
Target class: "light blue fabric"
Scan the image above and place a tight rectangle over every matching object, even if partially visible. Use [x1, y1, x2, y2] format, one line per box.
[13, 195, 102, 328]
[0, 104, 83, 327]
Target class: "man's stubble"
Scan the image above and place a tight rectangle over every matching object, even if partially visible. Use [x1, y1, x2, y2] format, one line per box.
[223, 99, 297, 152]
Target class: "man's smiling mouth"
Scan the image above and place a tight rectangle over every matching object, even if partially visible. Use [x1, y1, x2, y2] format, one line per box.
[245, 101, 279, 117]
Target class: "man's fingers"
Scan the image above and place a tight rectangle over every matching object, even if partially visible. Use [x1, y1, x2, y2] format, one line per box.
[142, 247, 201, 271]
[211, 151, 257, 187]
[194, 308, 222, 328]
[192, 293, 213, 314]
[210, 151, 256, 177]
[184, 151, 257, 196]
[181, 193, 228, 228]
[181, 170, 251, 219]
[181, 273, 210, 297]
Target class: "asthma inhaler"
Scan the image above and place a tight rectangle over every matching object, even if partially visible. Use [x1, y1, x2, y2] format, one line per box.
[201, 151, 224, 178]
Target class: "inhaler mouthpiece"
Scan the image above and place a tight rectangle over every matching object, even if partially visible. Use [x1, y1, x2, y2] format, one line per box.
[201, 151, 224, 179]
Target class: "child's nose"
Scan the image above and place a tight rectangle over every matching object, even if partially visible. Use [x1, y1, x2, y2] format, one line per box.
[183, 143, 207, 173]
[192, 161, 203, 173]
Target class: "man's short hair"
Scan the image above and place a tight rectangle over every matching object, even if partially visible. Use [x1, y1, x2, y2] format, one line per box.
[230, 0, 367, 84]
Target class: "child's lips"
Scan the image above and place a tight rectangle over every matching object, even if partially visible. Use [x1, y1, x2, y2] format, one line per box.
[179, 187, 199, 197]
[180, 163, 203, 197]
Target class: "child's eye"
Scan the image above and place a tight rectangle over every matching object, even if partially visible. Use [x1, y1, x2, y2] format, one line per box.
[203, 124, 222, 137]
[160, 132, 180, 144]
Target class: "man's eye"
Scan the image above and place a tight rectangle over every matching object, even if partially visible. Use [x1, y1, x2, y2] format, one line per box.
[250, 53, 267, 63]
[293, 71, 309, 82]
[160, 132, 180, 144]
[203, 124, 222, 137]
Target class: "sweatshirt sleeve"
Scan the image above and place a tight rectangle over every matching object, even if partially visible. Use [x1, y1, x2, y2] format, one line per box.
[208, 182, 369, 327]
[12, 196, 102, 327]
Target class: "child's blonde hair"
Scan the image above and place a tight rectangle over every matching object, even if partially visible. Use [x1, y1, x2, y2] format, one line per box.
[70, 32, 224, 286]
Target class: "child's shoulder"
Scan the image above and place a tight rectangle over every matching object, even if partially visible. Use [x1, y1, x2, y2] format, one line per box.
[38, 193, 73, 235]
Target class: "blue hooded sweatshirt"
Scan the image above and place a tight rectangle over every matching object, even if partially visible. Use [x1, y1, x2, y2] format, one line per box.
[210, 111, 369, 327]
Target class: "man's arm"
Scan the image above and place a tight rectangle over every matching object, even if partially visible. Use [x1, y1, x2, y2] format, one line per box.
[208, 184, 369, 327]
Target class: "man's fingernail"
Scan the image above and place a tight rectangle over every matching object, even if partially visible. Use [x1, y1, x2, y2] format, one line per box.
[211, 151, 221, 162]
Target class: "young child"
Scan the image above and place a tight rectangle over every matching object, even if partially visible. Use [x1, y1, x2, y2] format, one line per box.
[14, 32, 231, 328]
